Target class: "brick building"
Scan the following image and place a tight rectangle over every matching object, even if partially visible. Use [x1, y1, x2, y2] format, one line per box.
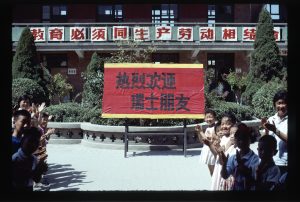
[12, 3, 287, 100]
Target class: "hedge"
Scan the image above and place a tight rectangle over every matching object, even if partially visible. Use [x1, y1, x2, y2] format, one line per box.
[12, 78, 46, 107]
[252, 78, 287, 118]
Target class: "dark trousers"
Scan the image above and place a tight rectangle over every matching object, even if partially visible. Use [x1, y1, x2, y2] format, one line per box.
[278, 165, 288, 175]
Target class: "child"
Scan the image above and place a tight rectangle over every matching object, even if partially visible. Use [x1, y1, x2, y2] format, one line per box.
[12, 110, 31, 155]
[261, 90, 287, 175]
[16, 95, 31, 111]
[210, 112, 237, 190]
[38, 112, 55, 142]
[33, 112, 53, 162]
[219, 123, 239, 190]
[255, 135, 281, 190]
[220, 123, 260, 190]
[12, 95, 31, 129]
[195, 109, 217, 176]
[12, 127, 48, 191]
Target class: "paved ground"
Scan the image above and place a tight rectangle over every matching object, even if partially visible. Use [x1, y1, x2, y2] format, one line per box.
[44, 142, 258, 191]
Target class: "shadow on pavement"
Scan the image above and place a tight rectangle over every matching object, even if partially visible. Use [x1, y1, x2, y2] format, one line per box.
[128, 149, 201, 157]
[45, 163, 92, 191]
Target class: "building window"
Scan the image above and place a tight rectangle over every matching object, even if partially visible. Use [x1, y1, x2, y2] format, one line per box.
[152, 4, 178, 26]
[215, 4, 234, 22]
[42, 5, 67, 22]
[97, 4, 123, 22]
[265, 4, 280, 20]
[152, 53, 179, 63]
[41, 54, 68, 69]
[208, 5, 216, 26]
[42, 6, 50, 22]
[207, 53, 235, 79]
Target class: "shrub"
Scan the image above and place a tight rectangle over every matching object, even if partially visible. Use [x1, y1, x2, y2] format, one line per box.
[12, 78, 46, 107]
[12, 27, 51, 103]
[226, 71, 247, 92]
[206, 92, 254, 121]
[213, 101, 254, 121]
[44, 102, 88, 122]
[241, 77, 266, 106]
[48, 73, 74, 104]
[252, 78, 287, 119]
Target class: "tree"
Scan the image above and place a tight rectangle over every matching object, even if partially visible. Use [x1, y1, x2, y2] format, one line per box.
[12, 78, 46, 107]
[108, 40, 156, 63]
[242, 8, 284, 105]
[12, 27, 38, 79]
[12, 27, 51, 103]
[81, 52, 104, 108]
[251, 8, 283, 81]
[48, 73, 73, 104]
[81, 41, 157, 108]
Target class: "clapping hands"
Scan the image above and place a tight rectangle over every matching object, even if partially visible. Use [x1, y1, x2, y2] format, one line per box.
[219, 150, 229, 166]
[261, 117, 277, 134]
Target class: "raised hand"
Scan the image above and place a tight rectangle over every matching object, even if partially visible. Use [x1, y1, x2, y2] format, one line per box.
[219, 150, 229, 166]
[38, 102, 46, 113]
[46, 128, 56, 135]
[264, 120, 276, 133]
[203, 136, 212, 146]
[31, 103, 37, 114]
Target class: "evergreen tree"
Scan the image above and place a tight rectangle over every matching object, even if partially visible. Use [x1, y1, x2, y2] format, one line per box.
[81, 52, 104, 108]
[250, 8, 283, 81]
[242, 8, 284, 105]
[12, 27, 51, 104]
[12, 27, 38, 79]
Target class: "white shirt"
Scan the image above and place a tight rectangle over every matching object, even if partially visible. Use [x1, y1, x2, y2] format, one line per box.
[267, 113, 288, 166]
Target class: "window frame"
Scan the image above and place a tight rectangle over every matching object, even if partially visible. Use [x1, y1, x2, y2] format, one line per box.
[207, 5, 216, 26]
[152, 4, 178, 26]
[96, 4, 123, 22]
[265, 4, 280, 21]
[42, 5, 68, 23]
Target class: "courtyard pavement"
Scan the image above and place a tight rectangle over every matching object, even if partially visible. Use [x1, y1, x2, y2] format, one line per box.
[44, 142, 258, 191]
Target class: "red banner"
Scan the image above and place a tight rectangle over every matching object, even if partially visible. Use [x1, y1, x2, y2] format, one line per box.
[102, 63, 204, 119]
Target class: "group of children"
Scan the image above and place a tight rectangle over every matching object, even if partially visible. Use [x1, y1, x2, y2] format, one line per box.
[12, 95, 55, 191]
[196, 89, 288, 191]
[11, 90, 288, 192]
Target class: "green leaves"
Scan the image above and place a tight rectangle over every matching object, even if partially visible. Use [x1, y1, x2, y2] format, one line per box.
[243, 8, 285, 106]
[12, 27, 51, 104]
[226, 71, 247, 92]
[12, 78, 46, 107]
[252, 78, 287, 118]
[48, 73, 73, 104]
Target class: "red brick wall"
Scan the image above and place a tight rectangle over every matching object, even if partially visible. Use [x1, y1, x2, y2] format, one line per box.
[66, 52, 90, 96]
[179, 52, 191, 63]
[234, 4, 251, 22]
[12, 4, 41, 23]
[250, 4, 264, 22]
[124, 4, 152, 22]
[199, 51, 207, 68]
[68, 4, 97, 22]
[179, 4, 207, 22]
[41, 51, 93, 99]
[234, 51, 250, 73]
